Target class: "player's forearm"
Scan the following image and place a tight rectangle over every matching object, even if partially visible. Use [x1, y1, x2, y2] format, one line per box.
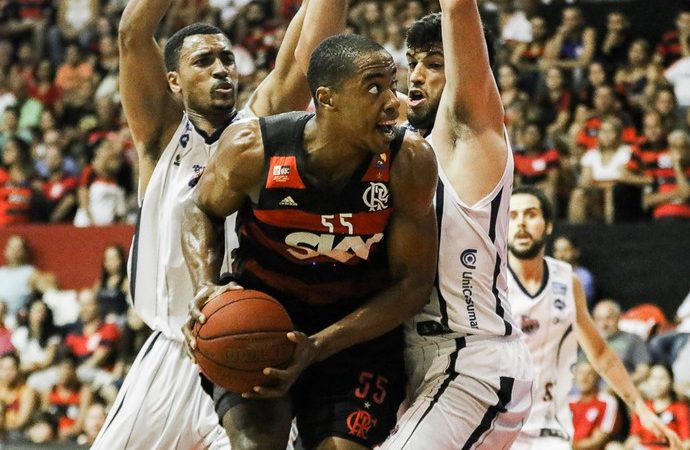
[574, 429, 611, 450]
[586, 344, 644, 411]
[119, 0, 172, 42]
[180, 198, 226, 293]
[643, 190, 682, 209]
[311, 277, 432, 362]
[294, 0, 347, 75]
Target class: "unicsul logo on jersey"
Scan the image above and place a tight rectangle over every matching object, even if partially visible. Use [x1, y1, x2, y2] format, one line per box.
[461, 249, 479, 329]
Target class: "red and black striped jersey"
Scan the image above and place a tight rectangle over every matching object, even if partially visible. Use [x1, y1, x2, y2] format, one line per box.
[577, 114, 637, 150]
[513, 147, 559, 184]
[233, 112, 405, 310]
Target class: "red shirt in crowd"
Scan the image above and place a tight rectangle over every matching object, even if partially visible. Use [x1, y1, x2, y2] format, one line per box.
[570, 392, 620, 442]
[47, 385, 82, 431]
[656, 30, 685, 68]
[577, 115, 638, 150]
[513, 147, 560, 184]
[64, 322, 120, 369]
[627, 138, 690, 219]
[630, 400, 690, 450]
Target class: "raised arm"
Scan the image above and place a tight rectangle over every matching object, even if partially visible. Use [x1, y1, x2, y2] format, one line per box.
[246, 0, 347, 116]
[574, 275, 683, 449]
[118, 0, 182, 192]
[434, 0, 507, 205]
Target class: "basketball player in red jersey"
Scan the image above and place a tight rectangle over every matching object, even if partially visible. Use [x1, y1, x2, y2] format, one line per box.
[181, 34, 438, 450]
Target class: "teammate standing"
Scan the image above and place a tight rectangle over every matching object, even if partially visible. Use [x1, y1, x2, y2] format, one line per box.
[92, 1, 347, 448]
[379, 1, 533, 448]
[182, 34, 438, 450]
[507, 186, 681, 450]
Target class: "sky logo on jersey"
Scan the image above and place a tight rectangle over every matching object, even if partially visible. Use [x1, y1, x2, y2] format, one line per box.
[285, 232, 384, 263]
[460, 249, 477, 269]
[363, 182, 389, 211]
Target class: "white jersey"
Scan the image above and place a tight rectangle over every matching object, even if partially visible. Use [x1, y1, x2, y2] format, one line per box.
[509, 256, 578, 441]
[406, 133, 519, 344]
[128, 111, 249, 341]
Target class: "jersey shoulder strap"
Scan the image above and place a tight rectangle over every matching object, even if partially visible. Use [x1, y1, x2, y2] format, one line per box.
[258, 111, 314, 157]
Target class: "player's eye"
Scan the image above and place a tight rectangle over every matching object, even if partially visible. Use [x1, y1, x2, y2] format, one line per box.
[369, 85, 380, 95]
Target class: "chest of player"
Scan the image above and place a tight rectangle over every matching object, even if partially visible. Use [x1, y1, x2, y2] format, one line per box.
[248, 153, 393, 262]
[513, 280, 575, 348]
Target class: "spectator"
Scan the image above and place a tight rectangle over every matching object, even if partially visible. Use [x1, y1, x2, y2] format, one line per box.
[46, 0, 99, 66]
[598, 11, 632, 75]
[576, 85, 637, 151]
[578, 61, 610, 109]
[9, 74, 43, 134]
[75, 401, 106, 447]
[63, 288, 120, 385]
[43, 353, 93, 441]
[40, 144, 78, 223]
[552, 235, 597, 307]
[0, 235, 36, 324]
[592, 299, 651, 384]
[570, 117, 632, 224]
[0, 352, 39, 438]
[510, 15, 548, 95]
[570, 361, 620, 450]
[543, 7, 597, 85]
[513, 121, 560, 205]
[73, 139, 126, 227]
[499, 63, 528, 111]
[498, 0, 532, 50]
[0, 106, 32, 148]
[534, 66, 573, 139]
[614, 39, 660, 115]
[11, 298, 60, 392]
[648, 330, 690, 397]
[0, 302, 14, 356]
[656, 9, 690, 69]
[25, 411, 58, 445]
[650, 87, 683, 132]
[28, 59, 62, 112]
[0, 146, 47, 225]
[663, 55, 690, 111]
[627, 365, 690, 449]
[640, 128, 690, 221]
[93, 244, 128, 323]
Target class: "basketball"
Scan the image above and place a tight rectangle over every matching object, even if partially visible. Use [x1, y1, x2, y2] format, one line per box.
[193, 289, 296, 394]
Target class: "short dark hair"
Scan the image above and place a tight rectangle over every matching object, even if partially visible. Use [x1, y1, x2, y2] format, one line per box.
[406, 13, 496, 69]
[512, 186, 554, 225]
[307, 34, 386, 102]
[164, 23, 226, 71]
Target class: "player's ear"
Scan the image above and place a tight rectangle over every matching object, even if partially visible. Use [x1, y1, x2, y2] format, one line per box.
[315, 86, 334, 110]
[168, 71, 181, 94]
[545, 221, 553, 237]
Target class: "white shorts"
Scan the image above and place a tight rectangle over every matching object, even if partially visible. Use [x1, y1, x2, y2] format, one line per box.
[92, 331, 230, 450]
[379, 335, 533, 450]
[510, 433, 571, 450]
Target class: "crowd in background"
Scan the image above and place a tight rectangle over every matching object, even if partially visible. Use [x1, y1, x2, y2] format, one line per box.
[0, 0, 689, 447]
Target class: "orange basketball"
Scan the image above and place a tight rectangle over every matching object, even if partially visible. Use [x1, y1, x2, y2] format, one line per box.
[193, 289, 295, 394]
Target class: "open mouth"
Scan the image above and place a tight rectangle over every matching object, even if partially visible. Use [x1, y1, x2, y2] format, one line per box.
[376, 120, 397, 140]
[407, 89, 426, 107]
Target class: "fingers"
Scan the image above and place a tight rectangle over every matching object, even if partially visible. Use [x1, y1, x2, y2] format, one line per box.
[180, 322, 197, 364]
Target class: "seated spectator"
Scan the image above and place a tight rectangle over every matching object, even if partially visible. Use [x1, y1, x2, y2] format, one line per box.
[73, 140, 126, 227]
[578, 61, 610, 109]
[0, 352, 39, 439]
[628, 365, 690, 449]
[513, 121, 560, 205]
[27, 59, 62, 111]
[40, 144, 78, 223]
[655, 9, 690, 69]
[663, 56, 690, 114]
[75, 401, 106, 447]
[510, 15, 548, 95]
[615, 39, 660, 115]
[577, 85, 637, 151]
[648, 331, 690, 398]
[641, 128, 690, 221]
[592, 299, 651, 384]
[0, 151, 47, 225]
[9, 74, 42, 135]
[570, 117, 632, 224]
[25, 411, 58, 445]
[0, 302, 14, 356]
[46, 0, 99, 66]
[43, 353, 93, 441]
[11, 298, 60, 392]
[650, 87, 684, 133]
[552, 235, 597, 308]
[534, 67, 573, 139]
[64, 289, 120, 386]
[498, 63, 528, 112]
[542, 7, 596, 85]
[598, 11, 632, 75]
[0, 235, 36, 325]
[93, 244, 129, 323]
[0, 106, 32, 148]
[570, 361, 620, 450]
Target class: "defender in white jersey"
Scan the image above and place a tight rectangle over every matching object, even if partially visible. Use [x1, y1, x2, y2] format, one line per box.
[507, 186, 682, 450]
[380, 2, 533, 448]
[93, 0, 347, 447]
